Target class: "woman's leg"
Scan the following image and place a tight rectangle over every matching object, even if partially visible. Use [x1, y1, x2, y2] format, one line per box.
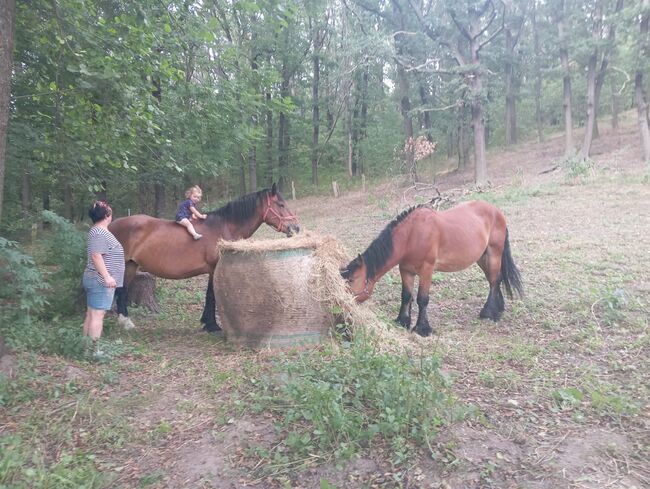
[85, 307, 106, 341]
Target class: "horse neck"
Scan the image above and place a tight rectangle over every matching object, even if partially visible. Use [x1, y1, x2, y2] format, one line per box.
[365, 240, 405, 290]
[219, 213, 264, 240]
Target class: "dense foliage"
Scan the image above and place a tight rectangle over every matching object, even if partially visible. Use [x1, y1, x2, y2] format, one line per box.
[2, 0, 649, 230]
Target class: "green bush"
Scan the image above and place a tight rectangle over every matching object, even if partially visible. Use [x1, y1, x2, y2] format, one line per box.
[0, 237, 49, 325]
[40, 210, 87, 317]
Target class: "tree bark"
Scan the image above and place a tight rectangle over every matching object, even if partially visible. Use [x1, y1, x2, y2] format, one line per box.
[558, 0, 574, 156]
[0, 0, 14, 223]
[127, 271, 161, 313]
[21, 167, 30, 222]
[532, 0, 544, 142]
[504, 11, 522, 146]
[154, 183, 166, 218]
[636, 0, 650, 162]
[311, 30, 320, 186]
[611, 81, 619, 130]
[580, 1, 605, 158]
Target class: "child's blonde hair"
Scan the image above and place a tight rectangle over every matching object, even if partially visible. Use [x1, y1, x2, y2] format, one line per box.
[185, 185, 202, 199]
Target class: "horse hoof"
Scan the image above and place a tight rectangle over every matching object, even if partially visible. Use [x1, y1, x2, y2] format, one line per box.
[118, 314, 136, 330]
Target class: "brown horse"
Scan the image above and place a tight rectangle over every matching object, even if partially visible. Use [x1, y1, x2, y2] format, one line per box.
[341, 200, 523, 336]
[109, 183, 299, 332]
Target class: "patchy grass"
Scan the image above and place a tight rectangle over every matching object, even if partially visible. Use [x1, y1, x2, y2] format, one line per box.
[2, 120, 650, 487]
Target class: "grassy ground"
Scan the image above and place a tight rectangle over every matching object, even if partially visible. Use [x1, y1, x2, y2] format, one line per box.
[1, 116, 649, 488]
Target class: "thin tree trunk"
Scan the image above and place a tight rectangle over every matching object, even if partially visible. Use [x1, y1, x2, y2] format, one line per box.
[153, 183, 166, 218]
[358, 68, 369, 176]
[249, 143, 257, 192]
[0, 0, 15, 223]
[558, 1, 574, 156]
[533, 1, 544, 142]
[580, 1, 603, 160]
[504, 28, 517, 145]
[311, 38, 320, 186]
[21, 167, 30, 222]
[265, 93, 274, 186]
[636, 0, 650, 162]
[611, 81, 619, 130]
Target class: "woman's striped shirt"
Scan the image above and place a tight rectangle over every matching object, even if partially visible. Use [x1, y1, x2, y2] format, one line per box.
[85, 226, 125, 286]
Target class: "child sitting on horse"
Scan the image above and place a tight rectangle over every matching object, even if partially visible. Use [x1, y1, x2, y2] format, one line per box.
[176, 185, 207, 240]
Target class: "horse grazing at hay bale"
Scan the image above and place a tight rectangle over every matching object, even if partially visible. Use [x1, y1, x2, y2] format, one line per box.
[109, 184, 300, 332]
[341, 200, 524, 336]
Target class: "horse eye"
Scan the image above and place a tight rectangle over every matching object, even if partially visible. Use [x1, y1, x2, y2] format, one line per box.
[279, 203, 285, 208]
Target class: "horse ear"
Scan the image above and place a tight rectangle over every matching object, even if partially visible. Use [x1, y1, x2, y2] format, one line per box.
[271, 182, 278, 196]
[354, 254, 364, 266]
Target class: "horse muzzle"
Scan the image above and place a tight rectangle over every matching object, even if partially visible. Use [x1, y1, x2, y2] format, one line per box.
[285, 223, 300, 237]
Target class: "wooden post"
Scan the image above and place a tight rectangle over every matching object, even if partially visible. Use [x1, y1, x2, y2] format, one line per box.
[291, 180, 296, 200]
[332, 181, 339, 198]
[362, 174, 366, 192]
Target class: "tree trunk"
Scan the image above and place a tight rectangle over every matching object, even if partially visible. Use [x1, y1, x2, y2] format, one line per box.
[533, 1, 544, 142]
[63, 183, 74, 221]
[311, 44, 320, 185]
[637, 0, 650, 162]
[458, 108, 469, 169]
[278, 61, 290, 192]
[504, 27, 518, 145]
[154, 183, 166, 218]
[265, 92, 274, 186]
[238, 153, 246, 195]
[393, 2, 415, 181]
[0, 0, 14, 223]
[358, 68, 369, 176]
[558, 1, 574, 156]
[21, 167, 30, 222]
[580, 2, 603, 160]
[611, 81, 619, 130]
[249, 143, 257, 192]
[127, 271, 161, 313]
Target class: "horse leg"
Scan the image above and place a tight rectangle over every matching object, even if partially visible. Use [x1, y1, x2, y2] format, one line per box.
[201, 274, 222, 333]
[396, 266, 415, 330]
[477, 248, 504, 321]
[116, 261, 138, 330]
[414, 266, 434, 337]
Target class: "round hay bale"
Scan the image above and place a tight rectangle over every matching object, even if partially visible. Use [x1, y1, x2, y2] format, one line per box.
[214, 234, 345, 349]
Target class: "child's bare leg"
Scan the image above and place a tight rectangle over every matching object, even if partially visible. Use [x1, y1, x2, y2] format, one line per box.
[177, 218, 202, 239]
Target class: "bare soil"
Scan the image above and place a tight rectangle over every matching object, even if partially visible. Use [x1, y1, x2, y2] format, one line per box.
[1, 115, 648, 488]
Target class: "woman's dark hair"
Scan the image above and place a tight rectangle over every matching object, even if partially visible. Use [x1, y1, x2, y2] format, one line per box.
[88, 201, 112, 223]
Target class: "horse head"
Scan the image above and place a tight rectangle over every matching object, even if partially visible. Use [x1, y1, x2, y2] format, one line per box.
[262, 183, 300, 236]
[340, 254, 373, 303]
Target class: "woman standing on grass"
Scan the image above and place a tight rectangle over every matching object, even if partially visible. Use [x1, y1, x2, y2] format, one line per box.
[82, 200, 125, 359]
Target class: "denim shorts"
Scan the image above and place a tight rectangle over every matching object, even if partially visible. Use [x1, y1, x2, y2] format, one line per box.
[83, 273, 116, 311]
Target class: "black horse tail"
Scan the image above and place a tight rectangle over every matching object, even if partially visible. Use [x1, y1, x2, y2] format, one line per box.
[501, 228, 524, 299]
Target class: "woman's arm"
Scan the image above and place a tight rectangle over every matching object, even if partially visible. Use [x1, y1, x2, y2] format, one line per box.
[91, 252, 117, 287]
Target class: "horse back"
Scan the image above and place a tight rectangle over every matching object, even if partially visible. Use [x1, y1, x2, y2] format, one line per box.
[109, 215, 177, 259]
[410, 201, 505, 272]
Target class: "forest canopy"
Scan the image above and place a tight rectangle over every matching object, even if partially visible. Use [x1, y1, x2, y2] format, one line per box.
[0, 0, 649, 230]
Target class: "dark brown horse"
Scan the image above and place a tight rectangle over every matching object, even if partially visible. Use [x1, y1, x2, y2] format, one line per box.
[109, 184, 299, 332]
[341, 200, 523, 336]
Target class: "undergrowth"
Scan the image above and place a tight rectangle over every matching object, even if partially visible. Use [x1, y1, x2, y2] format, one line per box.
[244, 334, 467, 480]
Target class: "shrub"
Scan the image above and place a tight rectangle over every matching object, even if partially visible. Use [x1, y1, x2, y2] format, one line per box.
[40, 210, 87, 317]
[0, 237, 49, 325]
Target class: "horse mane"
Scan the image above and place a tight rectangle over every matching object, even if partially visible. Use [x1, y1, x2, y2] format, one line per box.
[208, 188, 270, 223]
[346, 205, 427, 280]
